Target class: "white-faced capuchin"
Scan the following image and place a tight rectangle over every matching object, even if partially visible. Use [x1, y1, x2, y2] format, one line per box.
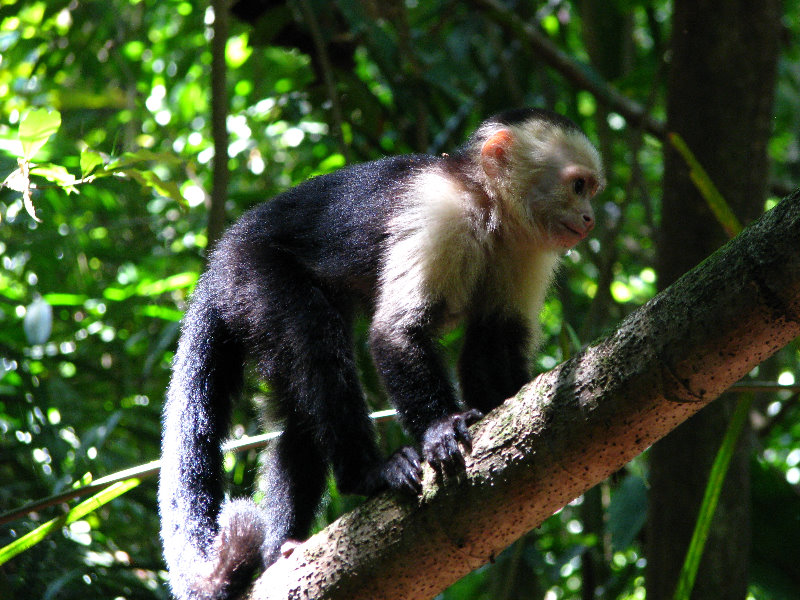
[158, 108, 604, 600]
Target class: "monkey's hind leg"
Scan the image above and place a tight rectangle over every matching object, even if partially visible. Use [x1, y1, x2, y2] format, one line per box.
[258, 412, 328, 565]
[266, 289, 422, 500]
[244, 251, 382, 564]
[249, 252, 421, 565]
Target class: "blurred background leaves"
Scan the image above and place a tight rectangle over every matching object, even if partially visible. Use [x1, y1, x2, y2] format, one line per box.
[1, 1, 799, 599]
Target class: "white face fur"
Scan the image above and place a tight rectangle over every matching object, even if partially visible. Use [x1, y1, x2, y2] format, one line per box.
[482, 119, 605, 251]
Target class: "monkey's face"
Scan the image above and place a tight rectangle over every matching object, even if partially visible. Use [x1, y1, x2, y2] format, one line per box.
[526, 161, 603, 250]
[479, 120, 604, 250]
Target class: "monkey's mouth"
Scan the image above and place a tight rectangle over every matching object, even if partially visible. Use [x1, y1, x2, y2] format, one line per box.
[559, 221, 589, 240]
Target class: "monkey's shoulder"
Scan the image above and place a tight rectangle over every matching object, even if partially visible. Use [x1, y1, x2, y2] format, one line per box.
[222, 154, 440, 240]
[268, 154, 440, 210]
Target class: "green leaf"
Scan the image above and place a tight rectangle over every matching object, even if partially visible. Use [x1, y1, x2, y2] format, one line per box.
[0, 478, 141, 566]
[42, 293, 90, 306]
[317, 153, 346, 174]
[103, 287, 131, 301]
[608, 474, 648, 551]
[119, 167, 186, 206]
[135, 272, 197, 296]
[137, 305, 185, 321]
[80, 148, 106, 178]
[226, 33, 253, 68]
[672, 395, 753, 600]
[29, 163, 78, 192]
[106, 149, 183, 170]
[19, 108, 61, 160]
[102, 272, 197, 302]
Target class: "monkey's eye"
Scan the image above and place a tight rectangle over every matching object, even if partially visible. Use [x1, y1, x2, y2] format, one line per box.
[573, 178, 586, 195]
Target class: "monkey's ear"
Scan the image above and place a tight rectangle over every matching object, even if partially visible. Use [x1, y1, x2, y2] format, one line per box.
[480, 129, 514, 179]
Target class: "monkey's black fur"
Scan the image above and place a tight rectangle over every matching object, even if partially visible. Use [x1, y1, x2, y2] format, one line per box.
[159, 109, 592, 600]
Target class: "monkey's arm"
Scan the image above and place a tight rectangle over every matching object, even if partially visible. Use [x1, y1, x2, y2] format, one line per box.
[370, 316, 482, 476]
[458, 312, 532, 414]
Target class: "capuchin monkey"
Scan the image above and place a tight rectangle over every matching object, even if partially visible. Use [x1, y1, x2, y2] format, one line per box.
[159, 108, 604, 600]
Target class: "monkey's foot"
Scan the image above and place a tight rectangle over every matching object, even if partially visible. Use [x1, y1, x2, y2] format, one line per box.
[340, 446, 423, 497]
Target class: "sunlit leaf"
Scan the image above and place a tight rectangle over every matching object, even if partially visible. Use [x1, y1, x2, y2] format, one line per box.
[42, 293, 90, 306]
[668, 133, 743, 238]
[226, 34, 252, 68]
[22, 184, 40, 222]
[103, 272, 197, 302]
[120, 168, 186, 206]
[0, 479, 141, 566]
[317, 153, 346, 173]
[1, 167, 28, 193]
[137, 305, 185, 321]
[80, 148, 106, 178]
[107, 149, 183, 170]
[19, 108, 61, 161]
[30, 163, 78, 192]
[135, 272, 197, 296]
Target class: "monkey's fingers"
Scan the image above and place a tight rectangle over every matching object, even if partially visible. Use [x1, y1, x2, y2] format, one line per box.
[427, 444, 464, 478]
[383, 446, 423, 495]
[398, 446, 423, 472]
[423, 423, 467, 477]
[453, 408, 483, 452]
[398, 469, 423, 496]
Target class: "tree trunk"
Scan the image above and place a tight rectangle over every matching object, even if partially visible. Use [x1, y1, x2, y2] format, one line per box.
[248, 192, 800, 600]
[649, 1, 781, 598]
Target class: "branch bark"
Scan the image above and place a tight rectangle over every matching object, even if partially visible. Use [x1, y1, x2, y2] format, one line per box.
[249, 191, 800, 600]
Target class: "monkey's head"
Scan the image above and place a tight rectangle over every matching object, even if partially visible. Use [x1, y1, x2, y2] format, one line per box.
[474, 109, 605, 250]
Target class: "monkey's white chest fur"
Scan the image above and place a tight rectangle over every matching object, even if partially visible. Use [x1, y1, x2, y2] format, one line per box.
[375, 169, 561, 337]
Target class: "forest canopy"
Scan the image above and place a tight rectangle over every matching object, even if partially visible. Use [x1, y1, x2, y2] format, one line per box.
[1, 1, 799, 599]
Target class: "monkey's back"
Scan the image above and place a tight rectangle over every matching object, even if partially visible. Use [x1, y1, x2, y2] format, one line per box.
[205, 154, 439, 311]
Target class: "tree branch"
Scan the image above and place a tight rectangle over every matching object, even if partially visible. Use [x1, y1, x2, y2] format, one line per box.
[207, 0, 230, 249]
[472, 0, 666, 139]
[249, 190, 800, 599]
[296, 0, 350, 161]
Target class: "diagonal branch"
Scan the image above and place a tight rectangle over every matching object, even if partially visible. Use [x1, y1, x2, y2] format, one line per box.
[472, 0, 666, 139]
[248, 190, 800, 600]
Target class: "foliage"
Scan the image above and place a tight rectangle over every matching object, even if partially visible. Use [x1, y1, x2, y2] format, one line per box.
[0, 1, 798, 599]
[672, 396, 753, 600]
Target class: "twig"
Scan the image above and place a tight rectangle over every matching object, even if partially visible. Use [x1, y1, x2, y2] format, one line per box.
[0, 410, 398, 527]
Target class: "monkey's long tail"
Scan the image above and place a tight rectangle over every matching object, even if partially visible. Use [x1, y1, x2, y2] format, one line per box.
[158, 297, 265, 600]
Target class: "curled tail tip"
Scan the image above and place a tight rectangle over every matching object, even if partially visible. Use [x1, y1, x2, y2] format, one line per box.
[171, 500, 268, 600]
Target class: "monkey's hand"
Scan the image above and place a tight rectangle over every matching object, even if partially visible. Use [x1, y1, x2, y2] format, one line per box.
[382, 446, 424, 495]
[422, 409, 483, 477]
